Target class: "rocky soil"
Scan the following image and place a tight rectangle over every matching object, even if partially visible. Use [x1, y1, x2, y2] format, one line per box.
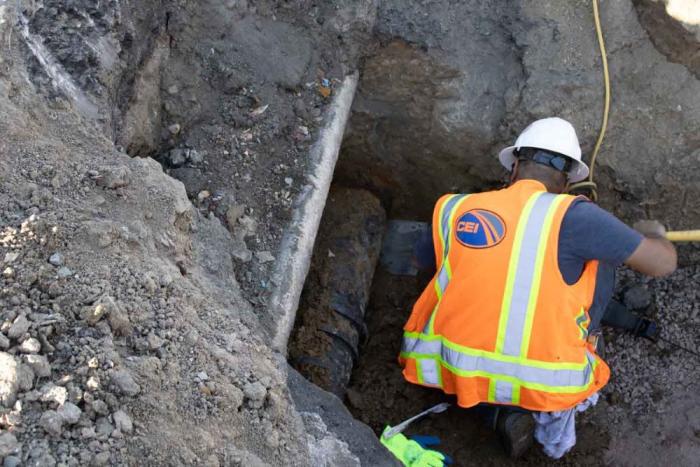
[1, 1, 383, 465]
[0, 0, 699, 465]
[346, 264, 699, 466]
[339, 0, 700, 238]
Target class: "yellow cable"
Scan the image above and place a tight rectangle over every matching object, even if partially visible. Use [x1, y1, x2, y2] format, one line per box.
[570, 0, 610, 201]
[666, 230, 700, 242]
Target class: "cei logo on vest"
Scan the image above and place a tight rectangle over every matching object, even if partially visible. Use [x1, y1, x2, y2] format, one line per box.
[455, 209, 506, 248]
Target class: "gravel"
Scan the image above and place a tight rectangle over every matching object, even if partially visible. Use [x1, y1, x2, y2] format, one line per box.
[56, 266, 73, 278]
[18, 337, 41, 354]
[39, 410, 64, 437]
[48, 252, 64, 266]
[7, 315, 30, 340]
[40, 384, 68, 406]
[22, 355, 51, 378]
[113, 410, 133, 434]
[3, 456, 21, 467]
[58, 402, 82, 425]
[110, 370, 140, 397]
[605, 266, 700, 429]
[243, 381, 267, 409]
[0, 432, 19, 458]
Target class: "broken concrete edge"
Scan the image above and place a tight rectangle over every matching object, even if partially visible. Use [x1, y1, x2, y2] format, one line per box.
[286, 362, 401, 467]
[269, 72, 359, 353]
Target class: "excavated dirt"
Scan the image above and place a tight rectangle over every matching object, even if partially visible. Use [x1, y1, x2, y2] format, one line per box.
[1, 0, 700, 465]
[1, 1, 379, 465]
[154, 1, 374, 310]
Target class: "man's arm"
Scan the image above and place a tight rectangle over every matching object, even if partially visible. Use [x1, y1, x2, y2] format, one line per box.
[625, 220, 677, 277]
[559, 201, 676, 283]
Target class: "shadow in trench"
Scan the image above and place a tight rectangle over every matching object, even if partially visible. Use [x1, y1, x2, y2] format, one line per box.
[345, 261, 610, 466]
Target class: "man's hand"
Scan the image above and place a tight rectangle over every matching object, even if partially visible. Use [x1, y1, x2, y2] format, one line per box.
[632, 220, 667, 239]
[626, 220, 677, 277]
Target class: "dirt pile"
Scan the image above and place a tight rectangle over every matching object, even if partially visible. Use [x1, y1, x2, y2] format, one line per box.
[148, 0, 376, 314]
[0, 54, 307, 467]
[0, 1, 361, 464]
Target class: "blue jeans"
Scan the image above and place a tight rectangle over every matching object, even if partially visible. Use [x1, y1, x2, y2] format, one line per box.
[589, 262, 642, 333]
[588, 262, 616, 332]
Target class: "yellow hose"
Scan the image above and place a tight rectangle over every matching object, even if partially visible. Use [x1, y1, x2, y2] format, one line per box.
[576, 3, 699, 243]
[570, 0, 610, 201]
[665, 230, 700, 242]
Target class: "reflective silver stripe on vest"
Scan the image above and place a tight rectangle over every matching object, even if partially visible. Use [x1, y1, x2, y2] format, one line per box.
[495, 381, 514, 403]
[403, 337, 594, 388]
[501, 192, 558, 357]
[422, 194, 469, 334]
[437, 194, 467, 273]
[436, 267, 450, 295]
[418, 359, 440, 386]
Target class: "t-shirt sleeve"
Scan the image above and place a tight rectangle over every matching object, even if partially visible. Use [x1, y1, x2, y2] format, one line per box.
[560, 199, 643, 265]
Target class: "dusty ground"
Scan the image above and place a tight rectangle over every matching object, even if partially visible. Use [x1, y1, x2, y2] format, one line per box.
[1, 1, 375, 465]
[156, 0, 375, 309]
[1, 0, 700, 465]
[346, 262, 700, 466]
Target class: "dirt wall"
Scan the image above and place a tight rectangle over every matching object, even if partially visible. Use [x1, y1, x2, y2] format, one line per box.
[340, 0, 700, 241]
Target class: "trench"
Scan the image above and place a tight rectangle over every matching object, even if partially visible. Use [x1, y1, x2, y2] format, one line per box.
[285, 174, 525, 465]
[284, 55, 613, 464]
[286, 146, 612, 466]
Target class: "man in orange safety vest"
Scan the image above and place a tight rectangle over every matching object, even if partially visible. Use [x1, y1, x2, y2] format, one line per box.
[401, 117, 677, 458]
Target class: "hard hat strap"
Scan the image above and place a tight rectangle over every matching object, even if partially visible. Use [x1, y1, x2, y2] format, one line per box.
[516, 148, 573, 174]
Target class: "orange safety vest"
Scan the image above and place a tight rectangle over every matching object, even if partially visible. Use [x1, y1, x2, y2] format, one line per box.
[400, 179, 610, 412]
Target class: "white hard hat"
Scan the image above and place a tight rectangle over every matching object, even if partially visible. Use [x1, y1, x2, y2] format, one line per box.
[498, 117, 589, 183]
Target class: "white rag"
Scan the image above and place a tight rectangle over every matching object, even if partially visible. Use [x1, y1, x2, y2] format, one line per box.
[532, 393, 599, 459]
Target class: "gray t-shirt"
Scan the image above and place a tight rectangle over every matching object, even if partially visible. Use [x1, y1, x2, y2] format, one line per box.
[558, 199, 642, 284]
[414, 198, 643, 284]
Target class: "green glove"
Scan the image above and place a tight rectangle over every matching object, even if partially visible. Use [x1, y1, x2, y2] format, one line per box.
[380, 427, 446, 467]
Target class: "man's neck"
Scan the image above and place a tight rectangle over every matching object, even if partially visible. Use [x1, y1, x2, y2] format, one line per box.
[511, 177, 564, 194]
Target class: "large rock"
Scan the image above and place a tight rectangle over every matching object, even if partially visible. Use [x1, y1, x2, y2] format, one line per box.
[288, 367, 399, 466]
[0, 352, 19, 408]
[0, 432, 19, 458]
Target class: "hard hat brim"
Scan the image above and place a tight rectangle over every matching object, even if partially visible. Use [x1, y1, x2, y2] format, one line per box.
[498, 146, 590, 183]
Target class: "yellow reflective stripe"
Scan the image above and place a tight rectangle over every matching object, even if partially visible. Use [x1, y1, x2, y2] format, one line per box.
[488, 380, 496, 402]
[427, 195, 470, 335]
[426, 303, 439, 336]
[495, 192, 543, 354]
[404, 331, 589, 371]
[415, 359, 424, 384]
[434, 195, 456, 272]
[512, 384, 521, 404]
[575, 307, 590, 340]
[401, 351, 596, 394]
[519, 194, 567, 357]
[432, 195, 456, 300]
[443, 196, 469, 282]
[428, 196, 456, 336]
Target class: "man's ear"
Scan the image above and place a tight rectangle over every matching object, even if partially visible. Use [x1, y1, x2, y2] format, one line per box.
[509, 159, 519, 183]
